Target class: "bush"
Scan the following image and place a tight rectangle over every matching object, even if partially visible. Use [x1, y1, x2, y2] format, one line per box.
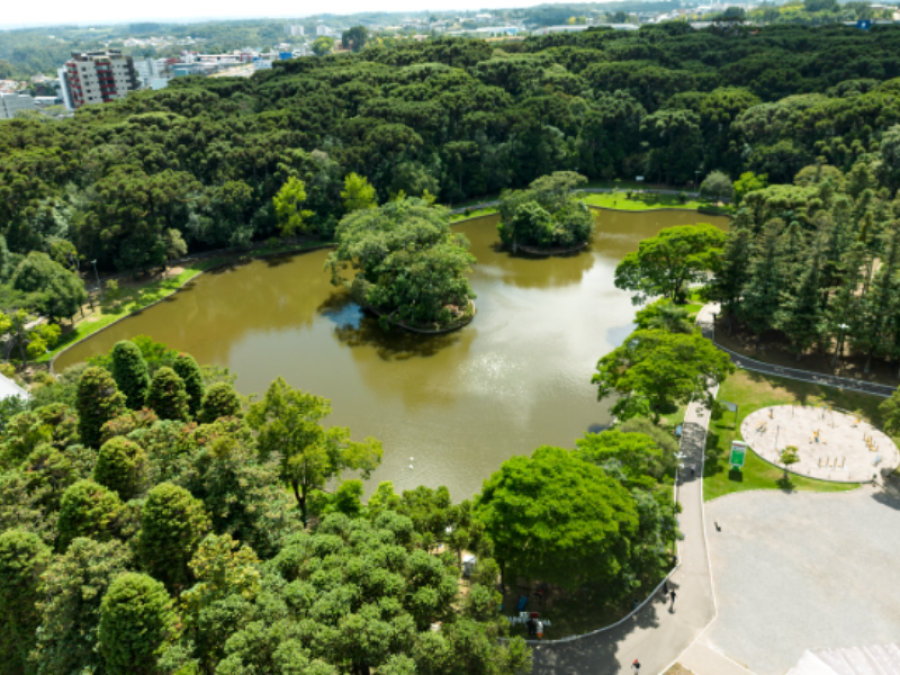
[700, 170, 734, 202]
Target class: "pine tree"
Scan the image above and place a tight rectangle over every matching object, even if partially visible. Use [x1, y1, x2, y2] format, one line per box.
[93, 437, 148, 501]
[138, 483, 209, 593]
[110, 340, 150, 410]
[0, 529, 51, 673]
[98, 573, 177, 675]
[854, 221, 900, 373]
[173, 353, 205, 419]
[709, 225, 752, 334]
[738, 220, 784, 347]
[826, 241, 867, 370]
[76, 367, 127, 449]
[146, 367, 190, 422]
[198, 382, 242, 423]
[775, 235, 825, 361]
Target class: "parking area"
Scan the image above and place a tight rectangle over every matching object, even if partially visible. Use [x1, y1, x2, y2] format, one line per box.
[702, 484, 900, 675]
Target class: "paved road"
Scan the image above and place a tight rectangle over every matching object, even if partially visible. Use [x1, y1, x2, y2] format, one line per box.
[697, 303, 895, 398]
[700, 485, 900, 675]
[533, 393, 717, 675]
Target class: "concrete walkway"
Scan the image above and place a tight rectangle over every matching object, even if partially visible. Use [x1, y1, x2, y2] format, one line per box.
[698, 303, 895, 398]
[532, 391, 718, 674]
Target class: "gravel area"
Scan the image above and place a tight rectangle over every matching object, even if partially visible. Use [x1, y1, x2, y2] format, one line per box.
[704, 484, 900, 675]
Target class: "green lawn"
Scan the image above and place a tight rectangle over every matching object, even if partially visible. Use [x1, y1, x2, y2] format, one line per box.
[450, 207, 498, 222]
[582, 192, 713, 211]
[41, 241, 329, 364]
[703, 369, 876, 501]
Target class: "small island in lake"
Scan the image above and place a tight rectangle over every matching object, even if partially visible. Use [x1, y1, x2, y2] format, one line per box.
[498, 171, 594, 255]
[326, 197, 476, 333]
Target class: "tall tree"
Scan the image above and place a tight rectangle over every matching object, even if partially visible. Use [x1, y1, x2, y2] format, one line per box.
[593, 329, 734, 423]
[0, 529, 50, 675]
[98, 573, 177, 675]
[475, 446, 638, 592]
[246, 377, 382, 525]
[615, 223, 727, 304]
[775, 235, 826, 361]
[138, 482, 209, 593]
[111, 340, 151, 410]
[173, 353, 205, 419]
[146, 367, 190, 422]
[738, 220, 783, 345]
[76, 367, 127, 449]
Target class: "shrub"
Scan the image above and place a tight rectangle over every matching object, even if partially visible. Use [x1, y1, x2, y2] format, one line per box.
[94, 437, 148, 501]
[198, 382, 242, 423]
[173, 353, 205, 419]
[76, 368, 127, 449]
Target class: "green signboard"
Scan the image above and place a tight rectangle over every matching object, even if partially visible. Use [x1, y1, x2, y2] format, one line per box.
[730, 441, 747, 469]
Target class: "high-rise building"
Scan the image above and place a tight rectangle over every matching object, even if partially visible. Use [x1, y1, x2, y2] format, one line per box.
[61, 50, 139, 110]
[0, 93, 36, 119]
[285, 24, 305, 35]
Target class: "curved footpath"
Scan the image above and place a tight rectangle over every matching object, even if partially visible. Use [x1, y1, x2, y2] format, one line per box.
[532, 304, 720, 675]
[701, 303, 895, 398]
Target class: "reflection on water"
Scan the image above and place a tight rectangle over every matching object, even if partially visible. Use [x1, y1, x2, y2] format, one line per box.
[57, 209, 728, 498]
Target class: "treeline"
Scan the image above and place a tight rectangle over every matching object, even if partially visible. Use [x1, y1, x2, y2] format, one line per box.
[710, 153, 900, 372]
[0, 335, 682, 673]
[5, 24, 900, 274]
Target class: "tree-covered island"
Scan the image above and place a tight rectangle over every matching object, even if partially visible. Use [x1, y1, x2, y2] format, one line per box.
[497, 172, 594, 253]
[326, 197, 476, 331]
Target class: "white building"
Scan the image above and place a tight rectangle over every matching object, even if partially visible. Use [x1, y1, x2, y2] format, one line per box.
[61, 50, 139, 110]
[285, 24, 305, 36]
[0, 93, 36, 119]
[316, 24, 334, 36]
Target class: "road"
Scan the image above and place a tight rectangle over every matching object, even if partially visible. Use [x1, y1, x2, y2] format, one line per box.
[533, 393, 718, 674]
[697, 303, 895, 398]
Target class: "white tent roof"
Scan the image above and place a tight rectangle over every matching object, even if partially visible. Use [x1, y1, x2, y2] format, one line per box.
[789, 645, 900, 675]
[0, 372, 28, 401]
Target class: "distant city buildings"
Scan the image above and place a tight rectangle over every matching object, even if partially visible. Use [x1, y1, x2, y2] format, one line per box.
[60, 50, 139, 110]
[0, 93, 36, 119]
[285, 25, 305, 36]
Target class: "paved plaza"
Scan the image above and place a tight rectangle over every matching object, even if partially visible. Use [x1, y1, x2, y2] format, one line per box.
[701, 486, 900, 675]
[740, 406, 899, 483]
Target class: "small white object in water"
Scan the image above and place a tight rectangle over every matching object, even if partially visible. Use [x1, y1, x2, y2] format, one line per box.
[409, 464, 414, 469]
[410, 457, 414, 461]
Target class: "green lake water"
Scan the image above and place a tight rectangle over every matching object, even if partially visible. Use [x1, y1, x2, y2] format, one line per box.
[56, 209, 729, 498]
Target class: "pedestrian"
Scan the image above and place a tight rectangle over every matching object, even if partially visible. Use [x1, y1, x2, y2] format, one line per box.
[632, 597, 639, 611]
[526, 618, 536, 638]
[662, 580, 669, 596]
[670, 590, 677, 607]
[536, 620, 544, 639]
[690, 463, 696, 478]
[633, 659, 641, 673]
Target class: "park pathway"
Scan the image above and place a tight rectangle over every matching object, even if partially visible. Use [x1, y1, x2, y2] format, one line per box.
[698, 303, 895, 398]
[532, 302, 719, 675]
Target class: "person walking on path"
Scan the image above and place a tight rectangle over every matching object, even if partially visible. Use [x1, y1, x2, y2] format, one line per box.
[690, 463, 696, 478]
[670, 590, 677, 608]
[632, 659, 641, 673]
[662, 580, 669, 597]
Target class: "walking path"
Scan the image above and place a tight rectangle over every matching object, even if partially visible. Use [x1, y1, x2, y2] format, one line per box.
[532, 328, 718, 674]
[698, 303, 895, 398]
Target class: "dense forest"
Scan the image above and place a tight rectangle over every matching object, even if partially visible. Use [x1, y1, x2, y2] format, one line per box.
[5, 23, 900, 271]
[0, 335, 681, 674]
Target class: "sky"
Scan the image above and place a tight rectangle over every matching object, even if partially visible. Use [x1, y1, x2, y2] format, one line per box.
[2, 0, 608, 29]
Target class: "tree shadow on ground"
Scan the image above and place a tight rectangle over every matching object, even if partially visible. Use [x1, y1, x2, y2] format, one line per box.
[319, 292, 464, 361]
[872, 475, 900, 511]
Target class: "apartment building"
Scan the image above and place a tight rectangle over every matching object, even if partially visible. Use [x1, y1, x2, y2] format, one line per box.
[285, 24, 305, 36]
[61, 50, 139, 110]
